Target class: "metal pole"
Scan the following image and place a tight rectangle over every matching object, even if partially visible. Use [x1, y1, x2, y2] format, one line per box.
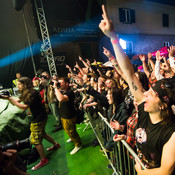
[22, 9, 37, 75]
[97, 111, 146, 170]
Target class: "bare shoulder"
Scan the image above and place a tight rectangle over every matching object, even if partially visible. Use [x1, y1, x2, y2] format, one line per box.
[169, 132, 175, 142]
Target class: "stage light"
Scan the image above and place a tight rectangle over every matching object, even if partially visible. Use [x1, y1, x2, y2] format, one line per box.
[119, 38, 126, 50]
[0, 17, 100, 68]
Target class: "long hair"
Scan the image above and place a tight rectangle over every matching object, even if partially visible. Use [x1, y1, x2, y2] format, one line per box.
[160, 102, 175, 126]
[111, 87, 123, 113]
[18, 77, 35, 104]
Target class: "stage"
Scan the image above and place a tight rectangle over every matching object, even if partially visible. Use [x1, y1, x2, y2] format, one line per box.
[0, 97, 30, 145]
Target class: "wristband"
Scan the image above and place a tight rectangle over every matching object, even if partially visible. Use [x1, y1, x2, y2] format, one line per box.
[109, 56, 115, 60]
[111, 38, 119, 45]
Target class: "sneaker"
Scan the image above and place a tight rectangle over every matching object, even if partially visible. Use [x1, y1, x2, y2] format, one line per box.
[91, 139, 99, 147]
[107, 164, 112, 169]
[99, 148, 104, 152]
[31, 158, 49, 171]
[70, 145, 82, 155]
[67, 138, 72, 143]
[47, 143, 61, 151]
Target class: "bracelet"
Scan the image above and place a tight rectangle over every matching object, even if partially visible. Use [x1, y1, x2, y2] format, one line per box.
[109, 56, 115, 60]
[111, 38, 119, 45]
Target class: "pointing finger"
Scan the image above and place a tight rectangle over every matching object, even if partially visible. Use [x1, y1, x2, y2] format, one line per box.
[102, 5, 109, 20]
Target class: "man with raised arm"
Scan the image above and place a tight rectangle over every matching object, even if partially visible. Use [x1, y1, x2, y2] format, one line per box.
[99, 5, 175, 175]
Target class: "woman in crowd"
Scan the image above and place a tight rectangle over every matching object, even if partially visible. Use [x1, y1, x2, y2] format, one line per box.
[85, 84, 128, 151]
[99, 4, 175, 174]
[103, 47, 134, 116]
[2, 77, 60, 171]
[112, 71, 149, 149]
[104, 86, 128, 151]
[112, 98, 138, 150]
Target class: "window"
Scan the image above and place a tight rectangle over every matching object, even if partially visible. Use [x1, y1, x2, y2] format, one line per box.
[164, 42, 170, 47]
[162, 14, 169, 27]
[119, 8, 135, 24]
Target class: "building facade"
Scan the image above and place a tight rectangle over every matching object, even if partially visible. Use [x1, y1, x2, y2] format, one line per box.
[106, 0, 175, 57]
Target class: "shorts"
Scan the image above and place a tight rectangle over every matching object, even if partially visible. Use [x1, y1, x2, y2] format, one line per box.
[30, 119, 47, 145]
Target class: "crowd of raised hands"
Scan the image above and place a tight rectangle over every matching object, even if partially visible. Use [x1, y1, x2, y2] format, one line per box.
[64, 5, 175, 175]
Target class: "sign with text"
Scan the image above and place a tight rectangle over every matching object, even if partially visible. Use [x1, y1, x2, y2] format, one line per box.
[49, 20, 100, 42]
[40, 53, 66, 66]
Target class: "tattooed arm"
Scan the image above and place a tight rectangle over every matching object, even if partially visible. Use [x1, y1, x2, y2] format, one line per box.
[99, 5, 145, 104]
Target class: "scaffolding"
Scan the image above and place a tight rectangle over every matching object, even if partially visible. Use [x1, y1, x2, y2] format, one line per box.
[34, 0, 57, 76]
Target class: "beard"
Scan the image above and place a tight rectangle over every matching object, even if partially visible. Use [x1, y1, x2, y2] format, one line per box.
[41, 80, 49, 87]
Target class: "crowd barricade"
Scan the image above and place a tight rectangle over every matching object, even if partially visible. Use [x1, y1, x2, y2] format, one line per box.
[85, 106, 146, 175]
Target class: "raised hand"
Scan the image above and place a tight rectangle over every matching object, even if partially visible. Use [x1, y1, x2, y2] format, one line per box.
[86, 59, 91, 66]
[65, 64, 70, 69]
[93, 59, 97, 65]
[139, 54, 146, 62]
[75, 62, 79, 68]
[156, 50, 163, 62]
[103, 47, 113, 58]
[99, 5, 116, 39]
[148, 52, 152, 61]
[79, 56, 83, 61]
[162, 56, 170, 72]
[168, 45, 175, 58]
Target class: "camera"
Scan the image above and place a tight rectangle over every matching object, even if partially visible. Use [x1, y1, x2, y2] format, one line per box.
[49, 80, 60, 87]
[0, 90, 10, 98]
[1, 138, 31, 152]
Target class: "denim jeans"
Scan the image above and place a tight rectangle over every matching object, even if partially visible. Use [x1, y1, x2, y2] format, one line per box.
[49, 102, 61, 125]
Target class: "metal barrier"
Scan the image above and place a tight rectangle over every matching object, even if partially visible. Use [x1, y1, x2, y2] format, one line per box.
[85, 108, 146, 175]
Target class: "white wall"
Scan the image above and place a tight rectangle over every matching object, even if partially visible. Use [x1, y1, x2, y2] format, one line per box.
[107, 0, 175, 35]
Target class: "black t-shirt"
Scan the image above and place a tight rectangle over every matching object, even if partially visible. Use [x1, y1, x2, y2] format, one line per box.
[135, 102, 175, 169]
[25, 90, 47, 123]
[59, 89, 75, 119]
